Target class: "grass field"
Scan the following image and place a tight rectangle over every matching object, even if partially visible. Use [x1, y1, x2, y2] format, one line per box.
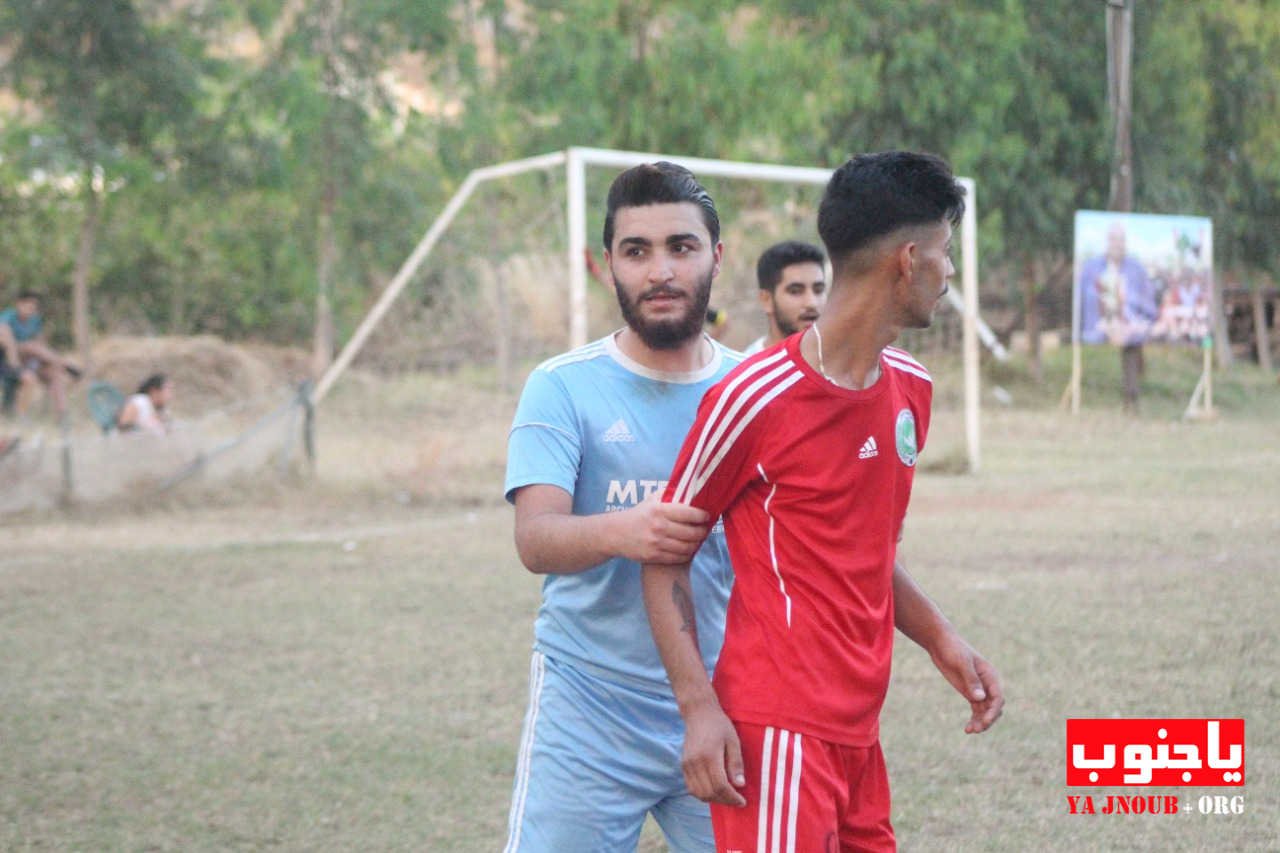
[2, 346, 1278, 851]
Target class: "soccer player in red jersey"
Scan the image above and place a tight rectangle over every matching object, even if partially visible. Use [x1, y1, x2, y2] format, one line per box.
[643, 151, 1004, 852]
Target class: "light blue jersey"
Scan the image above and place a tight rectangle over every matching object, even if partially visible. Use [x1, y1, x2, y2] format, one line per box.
[505, 332, 741, 694]
[503, 332, 742, 853]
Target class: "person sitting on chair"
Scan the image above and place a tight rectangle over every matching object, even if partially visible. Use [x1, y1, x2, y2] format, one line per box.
[0, 291, 82, 419]
[116, 373, 173, 437]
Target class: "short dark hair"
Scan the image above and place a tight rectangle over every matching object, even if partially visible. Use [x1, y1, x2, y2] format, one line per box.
[16, 290, 41, 303]
[602, 162, 720, 250]
[817, 151, 965, 263]
[756, 241, 826, 292]
[138, 373, 167, 395]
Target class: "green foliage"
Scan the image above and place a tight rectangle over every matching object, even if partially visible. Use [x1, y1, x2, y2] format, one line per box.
[0, 0, 1277, 345]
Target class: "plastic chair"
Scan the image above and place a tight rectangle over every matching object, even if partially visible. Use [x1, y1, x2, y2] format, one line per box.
[87, 381, 127, 434]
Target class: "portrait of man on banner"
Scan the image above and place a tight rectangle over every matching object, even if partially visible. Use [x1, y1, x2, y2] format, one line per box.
[1074, 211, 1214, 347]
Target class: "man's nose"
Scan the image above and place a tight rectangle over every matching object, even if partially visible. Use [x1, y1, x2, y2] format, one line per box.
[648, 254, 676, 283]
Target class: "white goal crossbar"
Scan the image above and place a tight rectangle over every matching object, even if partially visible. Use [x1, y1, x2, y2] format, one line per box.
[314, 146, 1004, 470]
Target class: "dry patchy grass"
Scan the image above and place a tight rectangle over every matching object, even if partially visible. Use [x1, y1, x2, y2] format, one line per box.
[2, 354, 1278, 851]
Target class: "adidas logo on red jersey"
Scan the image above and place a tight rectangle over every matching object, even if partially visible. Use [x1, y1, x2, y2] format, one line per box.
[858, 436, 878, 459]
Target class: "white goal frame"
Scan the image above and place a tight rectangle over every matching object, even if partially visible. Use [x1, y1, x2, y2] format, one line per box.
[313, 146, 1002, 472]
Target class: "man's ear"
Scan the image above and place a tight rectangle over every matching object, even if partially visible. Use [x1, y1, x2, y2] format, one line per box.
[895, 241, 917, 282]
[600, 249, 617, 292]
[756, 288, 775, 317]
[711, 240, 724, 279]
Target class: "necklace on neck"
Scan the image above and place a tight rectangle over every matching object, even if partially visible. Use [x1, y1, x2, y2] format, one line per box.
[811, 324, 879, 389]
[812, 323, 841, 386]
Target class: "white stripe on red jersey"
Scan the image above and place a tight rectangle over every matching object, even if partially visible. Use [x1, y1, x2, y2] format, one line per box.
[883, 353, 932, 383]
[685, 370, 802, 503]
[671, 349, 796, 503]
[884, 345, 926, 370]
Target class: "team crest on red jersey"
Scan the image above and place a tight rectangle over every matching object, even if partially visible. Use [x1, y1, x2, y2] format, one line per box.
[895, 408, 917, 466]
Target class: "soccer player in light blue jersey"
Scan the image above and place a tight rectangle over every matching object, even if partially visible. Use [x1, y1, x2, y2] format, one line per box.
[503, 162, 744, 852]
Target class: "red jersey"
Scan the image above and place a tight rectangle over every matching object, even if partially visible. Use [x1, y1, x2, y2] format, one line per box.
[663, 334, 931, 746]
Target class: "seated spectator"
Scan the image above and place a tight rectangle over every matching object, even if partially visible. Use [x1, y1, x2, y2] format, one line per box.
[116, 373, 173, 437]
[0, 291, 82, 419]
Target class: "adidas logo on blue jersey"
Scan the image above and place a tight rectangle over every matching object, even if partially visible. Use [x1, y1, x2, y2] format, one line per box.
[602, 419, 636, 443]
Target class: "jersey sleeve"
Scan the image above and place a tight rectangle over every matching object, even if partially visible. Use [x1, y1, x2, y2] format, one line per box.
[662, 377, 758, 520]
[504, 367, 581, 504]
[915, 380, 933, 455]
[897, 375, 933, 543]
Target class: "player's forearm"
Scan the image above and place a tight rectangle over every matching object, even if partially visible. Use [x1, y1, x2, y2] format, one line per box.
[642, 562, 719, 716]
[514, 509, 631, 575]
[893, 558, 957, 655]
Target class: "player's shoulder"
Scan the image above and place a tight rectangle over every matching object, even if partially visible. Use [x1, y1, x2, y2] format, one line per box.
[883, 345, 932, 387]
[712, 339, 748, 370]
[703, 343, 804, 413]
[533, 337, 612, 376]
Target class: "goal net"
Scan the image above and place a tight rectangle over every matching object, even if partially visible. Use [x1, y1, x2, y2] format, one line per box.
[315, 147, 995, 471]
[0, 387, 310, 515]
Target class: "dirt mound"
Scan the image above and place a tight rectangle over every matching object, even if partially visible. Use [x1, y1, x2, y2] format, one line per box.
[91, 336, 311, 414]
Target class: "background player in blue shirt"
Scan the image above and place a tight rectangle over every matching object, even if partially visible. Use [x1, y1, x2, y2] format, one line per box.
[503, 162, 743, 852]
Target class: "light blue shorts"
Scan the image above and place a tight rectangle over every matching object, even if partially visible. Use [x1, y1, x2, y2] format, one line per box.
[503, 651, 714, 852]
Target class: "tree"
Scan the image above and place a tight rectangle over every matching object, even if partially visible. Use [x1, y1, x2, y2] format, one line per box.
[214, 0, 452, 375]
[1, 0, 199, 365]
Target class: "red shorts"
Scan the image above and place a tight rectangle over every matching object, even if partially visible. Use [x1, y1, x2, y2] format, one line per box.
[710, 722, 894, 853]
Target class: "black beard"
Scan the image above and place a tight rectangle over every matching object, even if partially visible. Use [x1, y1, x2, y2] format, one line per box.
[776, 316, 801, 337]
[615, 270, 714, 350]
[776, 313, 818, 338]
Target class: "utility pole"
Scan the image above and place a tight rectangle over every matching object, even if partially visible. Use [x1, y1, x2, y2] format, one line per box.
[1106, 0, 1134, 213]
[1106, 0, 1142, 411]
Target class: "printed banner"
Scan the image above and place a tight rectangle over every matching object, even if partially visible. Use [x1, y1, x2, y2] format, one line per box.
[1073, 211, 1214, 347]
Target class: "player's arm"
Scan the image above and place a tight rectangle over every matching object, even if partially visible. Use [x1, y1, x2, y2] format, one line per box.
[642, 559, 746, 807]
[513, 484, 710, 575]
[893, 557, 1004, 734]
[643, 376, 758, 807]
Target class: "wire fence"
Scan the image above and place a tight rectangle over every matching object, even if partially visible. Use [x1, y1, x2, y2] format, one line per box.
[0, 384, 313, 516]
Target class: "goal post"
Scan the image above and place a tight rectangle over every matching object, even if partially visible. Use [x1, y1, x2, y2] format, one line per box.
[314, 146, 1001, 472]
[565, 147, 993, 472]
[311, 150, 570, 404]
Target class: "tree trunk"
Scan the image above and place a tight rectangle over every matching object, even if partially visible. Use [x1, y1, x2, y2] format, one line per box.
[169, 199, 186, 334]
[72, 174, 100, 370]
[1023, 256, 1042, 382]
[312, 2, 341, 380]
[1212, 279, 1233, 368]
[170, 271, 186, 335]
[312, 171, 338, 378]
[1252, 286, 1272, 372]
